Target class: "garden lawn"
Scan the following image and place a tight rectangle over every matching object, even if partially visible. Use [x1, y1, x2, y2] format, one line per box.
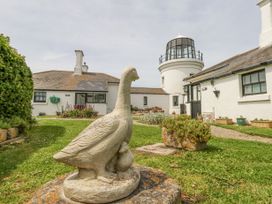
[214, 124, 272, 138]
[0, 119, 271, 203]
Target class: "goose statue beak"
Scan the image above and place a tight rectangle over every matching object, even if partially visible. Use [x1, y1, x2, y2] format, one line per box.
[133, 71, 139, 81]
[134, 73, 139, 81]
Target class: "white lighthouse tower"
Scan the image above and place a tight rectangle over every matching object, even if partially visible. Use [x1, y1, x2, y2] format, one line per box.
[158, 35, 204, 115]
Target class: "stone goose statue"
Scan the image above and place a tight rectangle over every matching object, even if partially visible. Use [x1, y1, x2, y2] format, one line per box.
[53, 67, 139, 182]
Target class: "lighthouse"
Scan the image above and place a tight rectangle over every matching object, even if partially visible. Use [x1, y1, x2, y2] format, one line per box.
[158, 35, 204, 115]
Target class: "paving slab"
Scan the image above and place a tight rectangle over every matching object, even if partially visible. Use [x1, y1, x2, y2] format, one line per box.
[136, 143, 178, 155]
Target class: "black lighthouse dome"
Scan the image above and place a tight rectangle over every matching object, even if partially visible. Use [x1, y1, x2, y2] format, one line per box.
[159, 35, 203, 64]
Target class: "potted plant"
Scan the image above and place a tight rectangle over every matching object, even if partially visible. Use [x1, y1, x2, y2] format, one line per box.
[215, 117, 233, 125]
[161, 115, 211, 151]
[0, 120, 10, 142]
[250, 119, 272, 128]
[236, 116, 247, 126]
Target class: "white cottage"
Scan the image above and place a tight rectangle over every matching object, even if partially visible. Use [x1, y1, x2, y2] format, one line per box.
[184, 0, 272, 121]
[32, 50, 169, 116]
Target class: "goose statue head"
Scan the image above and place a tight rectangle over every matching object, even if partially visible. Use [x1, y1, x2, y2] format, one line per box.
[121, 67, 139, 83]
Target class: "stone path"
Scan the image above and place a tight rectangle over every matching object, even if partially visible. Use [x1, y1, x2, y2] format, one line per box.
[211, 125, 272, 144]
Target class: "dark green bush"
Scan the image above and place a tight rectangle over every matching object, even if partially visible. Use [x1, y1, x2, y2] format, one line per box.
[0, 34, 33, 123]
[0, 120, 11, 129]
[162, 114, 211, 143]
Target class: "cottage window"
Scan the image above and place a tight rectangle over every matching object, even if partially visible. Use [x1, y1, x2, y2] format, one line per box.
[242, 70, 266, 96]
[34, 91, 46, 103]
[173, 96, 179, 106]
[86, 93, 106, 103]
[143, 96, 148, 106]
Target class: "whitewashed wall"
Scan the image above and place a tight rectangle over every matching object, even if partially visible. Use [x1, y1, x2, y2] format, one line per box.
[32, 91, 75, 116]
[86, 103, 107, 115]
[130, 94, 169, 114]
[168, 94, 189, 114]
[32, 91, 108, 116]
[200, 65, 272, 122]
[107, 84, 119, 113]
[159, 59, 203, 94]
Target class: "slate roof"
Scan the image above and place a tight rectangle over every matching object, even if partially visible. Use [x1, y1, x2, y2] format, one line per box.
[33, 70, 119, 92]
[131, 87, 168, 95]
[185, 45, 272, 83]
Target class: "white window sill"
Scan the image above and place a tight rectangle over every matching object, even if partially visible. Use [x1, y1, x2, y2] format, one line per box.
[238, 94, 270, 103]
[32, 102, 48, 105]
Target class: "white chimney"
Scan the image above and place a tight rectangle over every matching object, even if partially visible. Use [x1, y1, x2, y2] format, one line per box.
[74, 50, 84, 75]
[258, 0, 272, 47]
[82, 62, 89, 72]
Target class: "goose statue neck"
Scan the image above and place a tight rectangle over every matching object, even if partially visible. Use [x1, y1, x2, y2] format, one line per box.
[114, 68, 139, 112]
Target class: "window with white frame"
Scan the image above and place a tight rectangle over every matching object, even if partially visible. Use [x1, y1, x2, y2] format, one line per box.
[34, 91, 47, 103]
[242, 69, 266, 96]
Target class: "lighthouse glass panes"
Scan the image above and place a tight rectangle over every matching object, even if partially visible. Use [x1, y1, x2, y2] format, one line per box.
[166, 38, 196, 61]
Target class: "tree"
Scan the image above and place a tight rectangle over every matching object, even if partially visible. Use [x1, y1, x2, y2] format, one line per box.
[0, 34, 33, 123]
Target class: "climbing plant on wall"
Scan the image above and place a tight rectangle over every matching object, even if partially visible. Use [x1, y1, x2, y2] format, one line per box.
[0, 34, 33, 123]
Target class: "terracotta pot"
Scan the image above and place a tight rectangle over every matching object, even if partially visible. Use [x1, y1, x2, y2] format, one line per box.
[162, 127, 207, 151]
[0, 129, 8, 142]
[215, 119, 233, 125]
[8, 127, 19, 139]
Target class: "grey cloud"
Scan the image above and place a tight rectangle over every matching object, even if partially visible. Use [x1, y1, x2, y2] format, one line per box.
[0, 0, 260, 87]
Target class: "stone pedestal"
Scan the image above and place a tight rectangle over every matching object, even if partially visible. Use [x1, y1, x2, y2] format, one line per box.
[28, 166, 181, 204]
[63, 167, 140, 203]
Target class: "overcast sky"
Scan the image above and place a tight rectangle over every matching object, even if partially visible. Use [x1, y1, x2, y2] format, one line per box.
[0, 0, 260, 87]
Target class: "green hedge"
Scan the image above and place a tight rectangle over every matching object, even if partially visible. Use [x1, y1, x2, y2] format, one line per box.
[0, 34, 33, 123]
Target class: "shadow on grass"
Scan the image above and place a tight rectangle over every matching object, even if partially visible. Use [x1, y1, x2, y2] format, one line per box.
[202, 144, 223, 153]
[0, 125, 65, 181]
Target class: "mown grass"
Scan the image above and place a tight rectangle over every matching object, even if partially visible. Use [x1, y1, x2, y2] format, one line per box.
[0, 120, 272, 203]
[214, 124, 272, 138]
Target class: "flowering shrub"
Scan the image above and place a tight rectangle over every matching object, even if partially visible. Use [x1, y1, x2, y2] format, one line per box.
[139, 113, 168, 125]
[61, 106, 98, 118]
[162, 115, 211, 143]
